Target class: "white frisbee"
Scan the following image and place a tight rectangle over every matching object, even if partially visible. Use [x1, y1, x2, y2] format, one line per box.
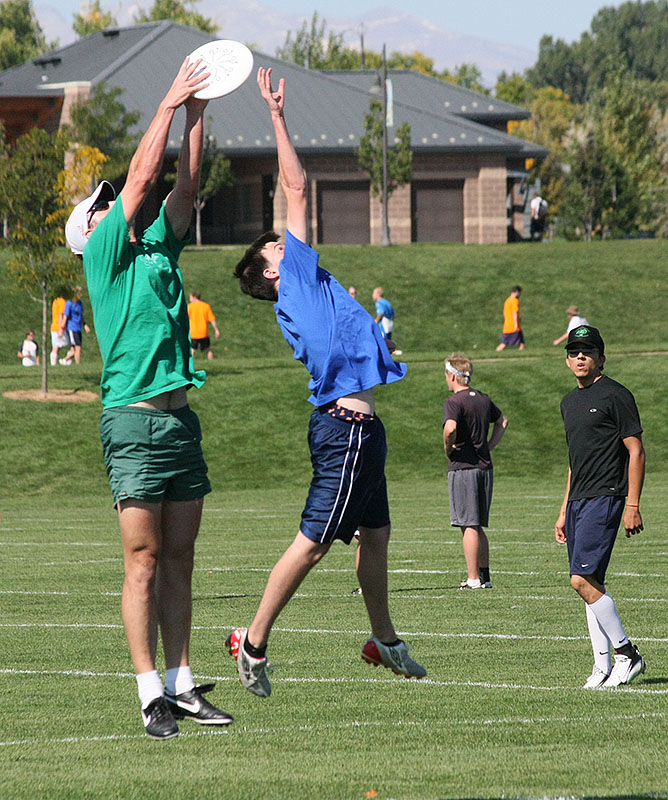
[187, 39, 254, 100]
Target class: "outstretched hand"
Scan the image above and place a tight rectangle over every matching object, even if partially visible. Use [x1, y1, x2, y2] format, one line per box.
[164, 57, 211, 111]
[257, 67, 285, 114]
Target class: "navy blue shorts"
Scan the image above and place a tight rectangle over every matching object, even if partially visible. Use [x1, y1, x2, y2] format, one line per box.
[500, 331, 524, 347]
[68, 329, 82, 347]
[300, 407, 390, 545]
[566, 495, 624, 583]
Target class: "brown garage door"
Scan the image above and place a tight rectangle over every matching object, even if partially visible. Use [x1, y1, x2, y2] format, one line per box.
[412, 180, 464, 242]
[317, 181, 370, 244]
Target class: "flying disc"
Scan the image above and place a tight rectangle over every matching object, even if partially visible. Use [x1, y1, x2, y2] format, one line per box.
[187, 39, 254, 99]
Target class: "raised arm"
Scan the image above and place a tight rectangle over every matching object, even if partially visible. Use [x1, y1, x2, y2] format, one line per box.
[120, 58, 210, 230]
[257, 67, 307, 242]
[165, 95, 209, 239]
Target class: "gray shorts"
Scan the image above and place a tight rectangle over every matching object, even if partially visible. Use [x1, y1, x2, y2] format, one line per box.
[448, 467, 493, 527]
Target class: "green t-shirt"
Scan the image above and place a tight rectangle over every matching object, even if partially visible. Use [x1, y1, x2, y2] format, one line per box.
[84, 197, 205, 408]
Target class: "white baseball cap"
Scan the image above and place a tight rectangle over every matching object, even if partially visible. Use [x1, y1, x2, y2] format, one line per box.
[65, 180, 116, 254]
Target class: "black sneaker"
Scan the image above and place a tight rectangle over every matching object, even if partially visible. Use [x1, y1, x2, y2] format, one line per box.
[141, 696, 179, 740]
[165, 683, 234, 726]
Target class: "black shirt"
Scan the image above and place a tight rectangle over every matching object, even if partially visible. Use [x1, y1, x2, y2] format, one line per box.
[443, 387, 502, 471]
[561, 375, 642, 500]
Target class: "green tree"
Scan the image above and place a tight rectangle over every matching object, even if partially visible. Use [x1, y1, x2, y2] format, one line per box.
[561, 71, 667, 239]
[73, 0, 117, 38]
[528, 2, 668, 104]
[64, 82, 140, 182]
[495, 72, 535, 108]
[165, 122, 234, 245]
[3, 128, 81, 392]
[387, 50, 439, 77]
[0, 122, 9, 236]
[441, 63, 490, 95]
[276, 11, 361, 70]
[358, 97, 412, 245]
[134, 0, 217, 34]
[0, 0, 55, 70]
[509, 86, 575, 219]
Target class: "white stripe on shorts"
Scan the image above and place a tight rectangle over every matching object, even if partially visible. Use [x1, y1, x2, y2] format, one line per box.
[320, 422, 363, 543]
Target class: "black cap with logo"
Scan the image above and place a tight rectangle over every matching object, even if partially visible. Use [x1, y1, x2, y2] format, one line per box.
[565, 325, 605, 355]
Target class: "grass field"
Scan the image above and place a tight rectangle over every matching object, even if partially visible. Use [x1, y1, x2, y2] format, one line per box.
[1, 238, 668, 798]
[2, 479, 668, 799]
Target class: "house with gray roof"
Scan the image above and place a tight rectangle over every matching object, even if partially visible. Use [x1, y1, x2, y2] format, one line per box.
[0, 21, 547, 244]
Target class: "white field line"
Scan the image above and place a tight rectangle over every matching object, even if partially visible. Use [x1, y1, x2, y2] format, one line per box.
[2, 622, 667, 644]
[0, 541, 115, 546]
[40, 558, 122, 566]
[3, 667, 668, 697]
[2, 589, 664, 606]
[0, 709, 664, 749]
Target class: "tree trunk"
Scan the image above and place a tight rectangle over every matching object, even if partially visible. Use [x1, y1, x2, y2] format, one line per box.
[195, 204, 202, 246]
[41, 278, 48, 394]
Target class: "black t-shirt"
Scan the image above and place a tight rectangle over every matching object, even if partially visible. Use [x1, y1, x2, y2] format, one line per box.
[561, 375, 642, 500]
[443, 387, 502, 471]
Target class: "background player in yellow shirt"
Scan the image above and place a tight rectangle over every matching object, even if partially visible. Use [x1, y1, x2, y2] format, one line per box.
[50, 294, 69, 365]
[187, 291, 220, 360]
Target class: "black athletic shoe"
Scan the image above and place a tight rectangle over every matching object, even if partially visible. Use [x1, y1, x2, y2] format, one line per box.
[165, 683, 234, 726]
[141, 696, 179, 740]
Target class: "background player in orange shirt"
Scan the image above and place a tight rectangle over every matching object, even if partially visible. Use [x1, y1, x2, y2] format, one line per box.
[187, 291, 220, 360]
[496, 285, 524, 351]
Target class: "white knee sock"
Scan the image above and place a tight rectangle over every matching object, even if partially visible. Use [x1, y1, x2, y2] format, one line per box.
[164, 665, 195, 696]
[585, 601, 612, 672]
[136, 670, 164, 708]
[587, 593, 629, 651]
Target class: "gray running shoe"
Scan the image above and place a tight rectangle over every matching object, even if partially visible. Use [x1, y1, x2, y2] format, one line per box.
[226, 627, 272, 697]
[361, 636, 426, 678]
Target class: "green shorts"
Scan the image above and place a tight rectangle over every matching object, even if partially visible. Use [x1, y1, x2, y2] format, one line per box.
[100, 405, 212, 506]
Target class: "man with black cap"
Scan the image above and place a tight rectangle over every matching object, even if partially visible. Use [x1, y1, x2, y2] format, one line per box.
[555, 325, 646, 689]
[64, 57, 233, 738]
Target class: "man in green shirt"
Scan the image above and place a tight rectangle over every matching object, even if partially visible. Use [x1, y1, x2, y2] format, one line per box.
[65, 57, 232, 739]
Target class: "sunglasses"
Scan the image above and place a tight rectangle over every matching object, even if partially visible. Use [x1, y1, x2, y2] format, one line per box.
[87, 199, 110, 227]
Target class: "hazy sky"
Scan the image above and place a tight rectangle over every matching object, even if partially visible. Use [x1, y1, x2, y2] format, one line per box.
[36, 0, 624, 51]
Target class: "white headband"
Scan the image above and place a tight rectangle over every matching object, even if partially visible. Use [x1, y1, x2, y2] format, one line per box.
[445, 360, 472, 384]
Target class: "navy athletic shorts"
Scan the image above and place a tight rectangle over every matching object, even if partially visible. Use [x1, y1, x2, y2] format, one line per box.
[68, 329, 83, 347]
[300, 406, 391, 545]
[499, 331, 524, 347]
[565, 495, 625, 584]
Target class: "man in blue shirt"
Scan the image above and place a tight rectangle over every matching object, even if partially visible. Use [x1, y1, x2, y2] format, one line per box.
[60, 285, 90, 365]
[228, 67, 426, 697]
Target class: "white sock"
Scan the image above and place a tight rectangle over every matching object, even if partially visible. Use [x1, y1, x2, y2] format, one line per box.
[136, 670, 164, 709]
[467, 578, 481, 588]
[50, 352, 57, 366]
[585, 601, 612, 673]
[165, 665, 195, 696]
[588, 593, 629, 652]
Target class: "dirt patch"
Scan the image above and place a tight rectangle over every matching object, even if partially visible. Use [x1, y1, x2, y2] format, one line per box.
[3, 389, 99, 403]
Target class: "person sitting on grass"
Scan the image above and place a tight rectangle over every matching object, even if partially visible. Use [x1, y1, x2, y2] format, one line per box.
[227, 67, 426, 698]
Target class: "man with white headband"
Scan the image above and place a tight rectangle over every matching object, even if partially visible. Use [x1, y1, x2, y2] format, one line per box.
[443, 354, 508, 589]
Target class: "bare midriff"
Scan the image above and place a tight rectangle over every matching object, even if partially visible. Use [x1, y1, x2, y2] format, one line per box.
[129, 386, 188, 410]
[335, 388, 375, 416]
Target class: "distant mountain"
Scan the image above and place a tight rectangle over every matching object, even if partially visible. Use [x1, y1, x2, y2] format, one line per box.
[35, 1, 536, 87]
